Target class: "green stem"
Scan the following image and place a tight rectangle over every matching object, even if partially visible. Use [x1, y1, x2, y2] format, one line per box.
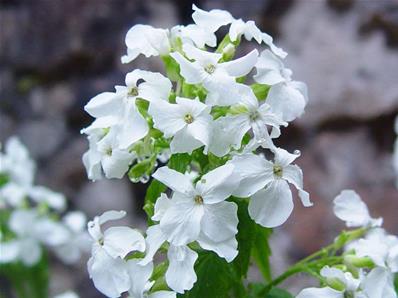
[258, 227, 367, 295]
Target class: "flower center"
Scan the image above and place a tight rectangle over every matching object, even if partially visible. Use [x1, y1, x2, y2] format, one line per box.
[204, 64, 216, 74]
[249, 111, 260, 121]
[184, 113, 194, 124]
[194, 195, 204, 204]
[128, 86, 139, 97]
[105, 147, 113, 156]
[98, 238, 104, 246]
[273, 165, 283, 178]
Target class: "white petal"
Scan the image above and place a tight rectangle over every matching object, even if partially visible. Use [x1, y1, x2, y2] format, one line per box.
[152, 193, 172, 222]
[160, 194, 204, 246]
[82, 149, 103, 181]
[196, 164, 238, 204]
[248, 179, 293, 228]
[34, 218, 70, 246]
[122, 25, 170, 63]
[127, 259, 153, 298]
[274, 147, 300, 167]
[220, 49, 258, 78]
[63, 211, 87, 233]
[0, 182, 27, 207]
[229, 154, 274, 197]
[137, 71, 172, 103]
[139, 225, 167, 266]
[266, 81, 307, 122]
[169, 52, 202, 84]
[170, 126, 205, 154]
[283, 164, 312, 207]
[9, 209, 37, 236]
[88, 245, 130, 298]
[29, 185, 66, 211]
[166, 245, 198, 293]
[296, 287, 342, 298]
[84, 92, 123, 118]
[201, 201, 238, 242]
[117, 101, 149, 149]
[152, 167, 195, 195]
[197, 233, 238, 262]
[19, 238, 42, 266]
[192, 4, 234, 32]
[103, 227, 145, 259]
[149, 99, 186, 137]
[101, 149, 134, 179]
[149, 291, 176, 298]
[208, 115, 250, 157]
[0, 241, 20, 263]
[98, 210, 127, 225]
[333, 190, 372, 228]
[254, 49, 286, 85]
[362, 267, 396, 298]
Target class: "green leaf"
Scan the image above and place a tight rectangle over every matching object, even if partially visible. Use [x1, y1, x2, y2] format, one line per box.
[179, 252, 243, 298]
[161, 55, 181, 82]
[128, 158, 156, 183]
[251, 83, 271, 101]
[0, 173, 9, 187]
[252, 225, 273, 282]
[394, 273, 398, 293]
[248, 284, 293, 298]
[143, 179, 167, 220]
[168, 153, 191, 173]
[232, 198, 256, 278]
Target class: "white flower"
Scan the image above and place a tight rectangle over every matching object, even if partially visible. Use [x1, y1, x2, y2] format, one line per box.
[348, 228, 398, 273]
[149, 97, 212, 154]
[0, 137, 36, 187]
[254, 50, 308, 122]
[209, 84, 287, 156]
[83, 70, 171, 150]
[297, 266, 397, 298]
[122, 25, 170, 64]
[171, 24, 217, 48]
[170, 43, 258, 106]
[191, 5, 286, 58]
[0, 182, 27, 207]
[82, 129, 135, 180]
[87, 210, 145, 298]
[4, 209, 43, 266]
[333, 190, 382, 228]
[229, 148, 312, 228]
[127, 259, 176, 298]
[29, 185, 66, 211]
[152, 164, 239, 247]
[54, 211, 90, 264]
[54, 291, 79, 298]
[138, 224, 198, 294]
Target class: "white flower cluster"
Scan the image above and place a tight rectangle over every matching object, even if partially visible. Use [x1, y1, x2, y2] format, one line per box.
[82, 5, 313, 298]
[0, 137, 89, 266]
[297, 190, 398, 298]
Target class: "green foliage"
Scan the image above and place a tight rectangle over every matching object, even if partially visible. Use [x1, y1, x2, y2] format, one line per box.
[168, 153, 192, 173]
[179, 251, 244, 298]
[162, 55, 181, 82]
[128, 157, 156, 183]
[248, 284, 293, 298]
[232, 198, 256, 278]
[143, 179, 167, 221]
[252, 225, 273, 282]
[251, 83, 271, 101]
[0, 254, 49, 298]
[0, 173, 9, 187]
[394, 273, 398, 293]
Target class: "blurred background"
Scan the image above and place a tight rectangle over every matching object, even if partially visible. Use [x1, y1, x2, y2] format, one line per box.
[1, 0, 397, 296]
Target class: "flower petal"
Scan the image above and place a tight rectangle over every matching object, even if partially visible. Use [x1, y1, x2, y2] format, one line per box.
[333, 190, 373, 228]
[84, 92, 123, 118]
[248, 179, 293, 228]
[165, 245, 198, 293]
[127, 259, 153, 298]
[296, 287, 342, 298]
[201, 201, 238, 242]
[160, 194, 204, 246]
[149, 99, 186, 137]
[88, 245, 130, 298]
[139, 225, 167, 266]
[192, 4, 234, 32]
[197, 233, 238, 262]
[169, 52, 203, 84]
[196, 164, 238, 204]
[283, 164, 312, 207]
[152, 167, 195, 195]
[220, 49, 258, 78]
[103, 226, 145, 259]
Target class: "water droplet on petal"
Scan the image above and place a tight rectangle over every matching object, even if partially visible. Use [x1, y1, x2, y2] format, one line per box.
[294, 150, 301, 156]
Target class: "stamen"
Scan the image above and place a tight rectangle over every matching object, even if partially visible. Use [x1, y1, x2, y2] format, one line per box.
[273, 165, 283, 178]
[204, 64, 216, 74]
[128, 86, 139, 97]
[184, 114, 194, 124]
[194, 195, 204, 204]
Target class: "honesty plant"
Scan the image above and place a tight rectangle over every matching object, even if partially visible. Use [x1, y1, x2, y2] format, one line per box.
[77, 5, 397, 298]
[0, 137, 87, 298]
